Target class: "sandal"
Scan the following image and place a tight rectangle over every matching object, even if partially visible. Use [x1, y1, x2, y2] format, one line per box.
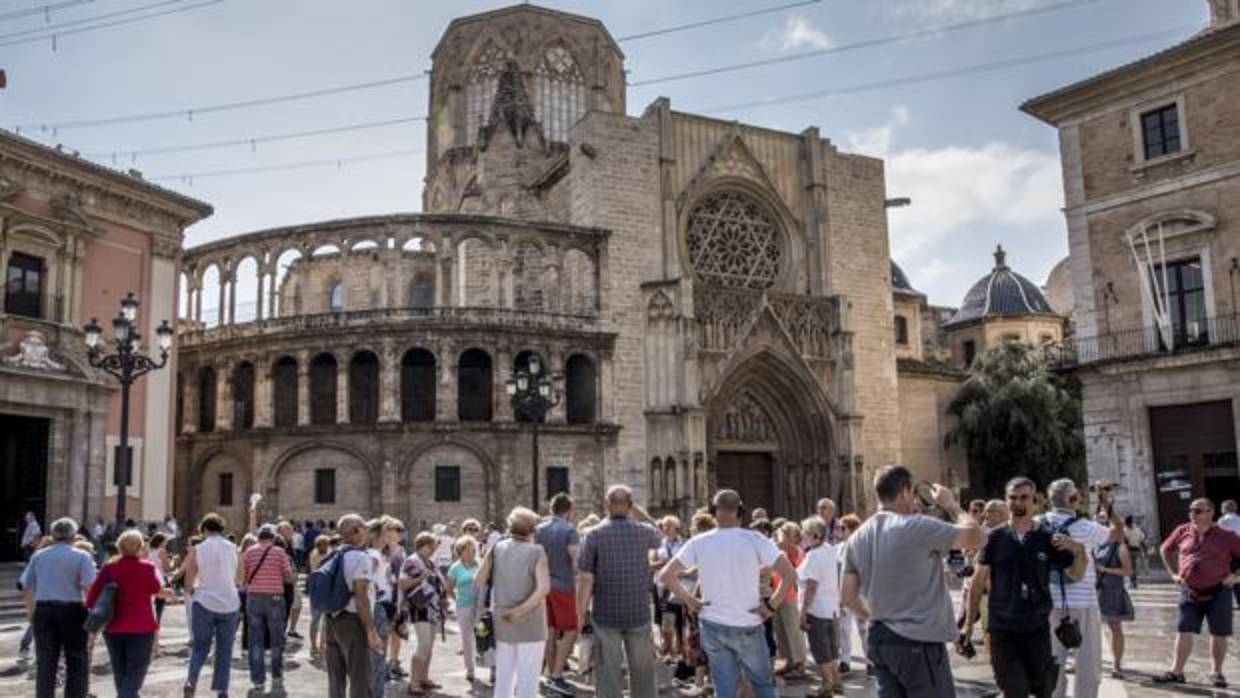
[1152, 672, 1186, 684]
[1209, 674, 1228, 689]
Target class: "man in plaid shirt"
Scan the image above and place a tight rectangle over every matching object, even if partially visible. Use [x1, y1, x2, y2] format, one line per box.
[576, 485, 661, 698]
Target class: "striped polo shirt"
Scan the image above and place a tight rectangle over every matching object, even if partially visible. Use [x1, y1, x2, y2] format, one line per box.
[241, 542, 293, 595]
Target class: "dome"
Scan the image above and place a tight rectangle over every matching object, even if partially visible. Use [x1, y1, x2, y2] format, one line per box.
[891, 260, 917, 293]
[945, 245, 1058, 326]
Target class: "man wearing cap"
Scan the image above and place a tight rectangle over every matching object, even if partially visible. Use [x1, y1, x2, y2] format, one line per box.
[661, 490, 799, 698]
[239, 524, 295, 693]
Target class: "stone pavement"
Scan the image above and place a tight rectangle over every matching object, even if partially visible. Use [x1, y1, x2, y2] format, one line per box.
[0, 582, 1235, 697]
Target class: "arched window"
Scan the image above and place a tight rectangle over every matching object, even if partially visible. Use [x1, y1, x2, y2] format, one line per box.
[197, 366, 216, 432]
[465, 42, 511, 145]
[328, 283, 344, 312]
[533, 43, 586, 143]
[349, 351, 380, 425]
[512, 351, 545, 423]
[565, 354, 597, 424]
[686, 190, 784, 290]
[272, 356, 298, 427]
[894, 316, 909, 345]
[401, 348, 436, 422]
[411, 273, 434, 308]
[231, 362, 255, 430]
[458, 348, 493, 422]
[309, 353, 338, 425]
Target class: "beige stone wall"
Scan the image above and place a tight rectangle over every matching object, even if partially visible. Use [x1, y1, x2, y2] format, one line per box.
[897, 371, 968, 487]
[279, 249, 435, 315]
[893, 294, 924, 360]
[945, 316, 1064, 367]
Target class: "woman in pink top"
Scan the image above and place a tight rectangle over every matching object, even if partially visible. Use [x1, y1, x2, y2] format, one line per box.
[86, 529, 167, 698]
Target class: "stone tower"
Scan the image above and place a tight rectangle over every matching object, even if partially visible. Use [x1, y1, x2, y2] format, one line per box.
[423, 5, 626, 220]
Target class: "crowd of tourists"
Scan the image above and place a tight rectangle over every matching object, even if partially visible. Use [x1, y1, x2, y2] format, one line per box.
[14, 469, 1240, 698]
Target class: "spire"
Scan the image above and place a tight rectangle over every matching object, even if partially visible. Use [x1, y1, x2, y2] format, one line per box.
[993, 244, 1008, 270]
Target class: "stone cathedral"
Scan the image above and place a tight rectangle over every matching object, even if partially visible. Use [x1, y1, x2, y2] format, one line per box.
[172, 4, 990, 528]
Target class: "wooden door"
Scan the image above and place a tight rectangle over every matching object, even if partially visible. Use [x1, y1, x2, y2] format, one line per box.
[715, 451, 774, 518]
[1149, 400, 1236, 538]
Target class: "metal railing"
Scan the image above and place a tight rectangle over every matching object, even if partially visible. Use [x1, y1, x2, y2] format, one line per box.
[1050, 313, 1240, 368]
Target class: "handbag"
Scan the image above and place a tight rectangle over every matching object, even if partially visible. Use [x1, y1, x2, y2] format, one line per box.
[1053, 573, 1082, 649]
[475, 548, 496, 654]
[84, 567, 117, 634]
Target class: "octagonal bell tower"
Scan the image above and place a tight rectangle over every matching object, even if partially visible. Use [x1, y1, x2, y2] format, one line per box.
[423, 4, 626, 220]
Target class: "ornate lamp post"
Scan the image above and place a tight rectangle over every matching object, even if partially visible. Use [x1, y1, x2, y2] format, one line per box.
[506, 355, 561, 511]
[83, 292, 174, 525]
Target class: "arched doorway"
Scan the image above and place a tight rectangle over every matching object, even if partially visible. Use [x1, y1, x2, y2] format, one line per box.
[705, 350, 836, 519]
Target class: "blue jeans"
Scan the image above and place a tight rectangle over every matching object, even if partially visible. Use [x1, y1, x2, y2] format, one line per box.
[104, 632, 154, 698]
[369, 601, 391, 698]
[246, 593, 287, 684]
[188, 602, 240, 693]
[698, 619, 778, 698]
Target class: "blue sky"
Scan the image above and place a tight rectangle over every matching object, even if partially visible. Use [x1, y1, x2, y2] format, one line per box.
[1, 0, 1206, 310]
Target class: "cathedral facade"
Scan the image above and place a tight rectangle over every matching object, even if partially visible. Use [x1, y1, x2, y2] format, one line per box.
[172, 4, 906, 526]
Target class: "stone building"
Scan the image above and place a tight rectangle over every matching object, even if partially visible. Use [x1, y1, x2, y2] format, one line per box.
[1023, 0, 1240, 537]
[173, 3, 906, 527]
[0, 130, 212, 558]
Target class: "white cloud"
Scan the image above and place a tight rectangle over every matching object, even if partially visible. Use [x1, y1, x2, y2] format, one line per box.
[888, 0, 1045, 21]
[761, 15, 832, 52]
[884, 143, 1063, 259]
[845, 105, 910, 158]
[910, 257, 953, 287]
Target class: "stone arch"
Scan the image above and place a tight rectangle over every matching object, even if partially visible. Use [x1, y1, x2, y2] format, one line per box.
[678, 176, 805, 293]
[704, 347, 837, 518]
[398, 437, 497, 525]
[268, 441, 379, 520]
[192, 448, 252, 533]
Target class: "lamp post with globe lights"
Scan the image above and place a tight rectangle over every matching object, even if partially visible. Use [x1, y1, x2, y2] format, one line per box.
[83, 292, 174, 525]
[506, 355, 562, 511]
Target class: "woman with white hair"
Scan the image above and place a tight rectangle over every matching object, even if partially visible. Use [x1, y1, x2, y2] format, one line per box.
[475, 507, 550, 698]
[87, 529, 167, 698]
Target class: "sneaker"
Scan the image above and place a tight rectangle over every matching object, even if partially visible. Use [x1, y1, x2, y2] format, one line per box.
[287, 631, 303, 640]
[1209, 674, 1228, 689]
[679, 686, 705, 697]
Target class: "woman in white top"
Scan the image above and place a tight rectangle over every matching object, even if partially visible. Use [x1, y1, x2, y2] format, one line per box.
[366, 517, 399, 698]
[182, 513, 241, 697]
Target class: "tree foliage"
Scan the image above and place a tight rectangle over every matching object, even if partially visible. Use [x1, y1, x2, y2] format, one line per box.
[945, 340, 1085, 497]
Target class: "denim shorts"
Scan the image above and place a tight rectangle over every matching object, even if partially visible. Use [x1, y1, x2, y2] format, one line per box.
[1177, 587, 1233, 637]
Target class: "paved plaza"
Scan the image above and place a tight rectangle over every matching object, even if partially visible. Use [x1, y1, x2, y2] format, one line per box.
[0, 583, 1235, 697]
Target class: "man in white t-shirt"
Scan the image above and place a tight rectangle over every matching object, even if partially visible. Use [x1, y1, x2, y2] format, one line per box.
[660, 490, 797, 698]
[1041, 478, 1113, 698]
[798, 516, 842, 694]
[325, 514, 381, 698]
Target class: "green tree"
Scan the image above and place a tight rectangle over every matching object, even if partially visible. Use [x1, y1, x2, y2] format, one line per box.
[945, 340, 1085, 497]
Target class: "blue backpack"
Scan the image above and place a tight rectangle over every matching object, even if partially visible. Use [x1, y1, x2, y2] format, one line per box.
[308, 545, 356, 613]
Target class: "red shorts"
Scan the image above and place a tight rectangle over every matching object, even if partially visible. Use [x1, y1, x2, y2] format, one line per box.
[545, 589, 578, 631]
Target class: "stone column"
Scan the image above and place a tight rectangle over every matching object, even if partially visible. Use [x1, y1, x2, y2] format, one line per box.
[255, 269, 266, 322]
[499, 259, 515, 309]
[215, 362, 233, 431]
[268, 271, 279, 319]
[599, 354, 615, 422]
[254, 358, 273, 428]
[181, 365, 198, 434]
[227, 276, 237, 324]
[336, 357, 350, 424]
[194, 283, 203, 323]
[437, 342, 458, 422]
[379, 342, 400, 423]
[548, 348, 567, 424]
[217, 274, 227, 326]
[432, 252, 445, 307]
[495, 346, 513, 421]
[296, 351, 310, 426]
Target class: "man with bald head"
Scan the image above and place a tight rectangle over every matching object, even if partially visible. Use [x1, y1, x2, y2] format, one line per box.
[1156, 498, 1240, 688]
[816, 498, 840, 544]
[576, 485, 660, 698]
[661, 490, 798, 698]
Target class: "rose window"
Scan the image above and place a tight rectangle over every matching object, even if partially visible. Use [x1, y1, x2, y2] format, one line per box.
[686, 191, 783, 289]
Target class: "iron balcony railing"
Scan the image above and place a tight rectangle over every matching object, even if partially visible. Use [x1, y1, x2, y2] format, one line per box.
[1049, 313, 1240, 368]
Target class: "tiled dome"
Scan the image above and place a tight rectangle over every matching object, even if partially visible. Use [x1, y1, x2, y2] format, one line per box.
[945, 245, 1057, 326]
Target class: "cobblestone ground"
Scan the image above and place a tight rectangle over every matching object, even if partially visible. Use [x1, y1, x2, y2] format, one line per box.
[0, 583, 1235, 697]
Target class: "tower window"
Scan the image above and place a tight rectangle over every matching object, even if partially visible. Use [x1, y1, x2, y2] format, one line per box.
[435, 466, 461, 502]
[1141, 104, 1182, 160]
[314, 468, 336, 504]
[894, 316, 909, 345]
[962, 340, 977, 368]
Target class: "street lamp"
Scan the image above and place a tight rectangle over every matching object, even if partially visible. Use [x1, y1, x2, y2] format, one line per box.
[84, 292, 174, 525]
[506, 356, 562, 511]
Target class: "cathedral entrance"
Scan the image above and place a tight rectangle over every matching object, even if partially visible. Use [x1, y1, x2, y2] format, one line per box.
[714, 450, 774, 518]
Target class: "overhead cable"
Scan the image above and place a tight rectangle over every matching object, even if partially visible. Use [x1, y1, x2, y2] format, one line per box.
[148, 147, 425, 184]
[617, 0, 822, 41]
[629, 0, 1102, 86]
[0, 0, 96, 23]
[86, 115, 426, 161]
[0, 0, 187, 40]
[695, 27, 1189, 114]
[0, 0, 225, 49]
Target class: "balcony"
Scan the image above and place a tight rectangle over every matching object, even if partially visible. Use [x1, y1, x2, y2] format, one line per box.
[178, 304, 605, 348]
[1049, 313, 1240, 369]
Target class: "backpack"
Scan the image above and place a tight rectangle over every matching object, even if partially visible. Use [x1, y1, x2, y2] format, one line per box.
[1043, 515, 1081, 588]
[308, 545, 356, 614]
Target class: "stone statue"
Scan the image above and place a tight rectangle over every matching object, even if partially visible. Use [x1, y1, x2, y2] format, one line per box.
[4, 330, 65, 371]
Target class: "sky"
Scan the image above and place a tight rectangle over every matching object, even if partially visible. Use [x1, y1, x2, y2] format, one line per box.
[0, 0, 1209, 311]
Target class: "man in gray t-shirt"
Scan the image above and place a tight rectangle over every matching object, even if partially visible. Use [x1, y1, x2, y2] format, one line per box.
[842, 466, 983, 698]
[535, 493, 580, 688]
